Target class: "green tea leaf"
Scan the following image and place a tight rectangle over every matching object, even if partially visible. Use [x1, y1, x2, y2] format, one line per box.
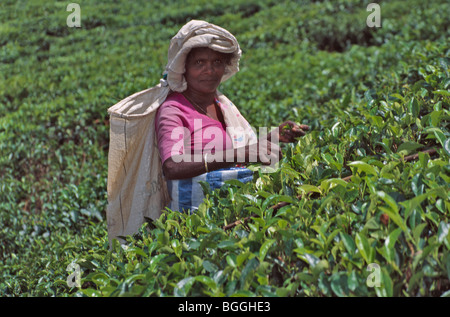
[175, 277, 195, 297]
[379, 206, 407, 232]
[259, 239, 276, 261]
[355, 232, 371, 264]
[218, 240, 238, 250]
[444, 138, 450, 157]
[369, 115, 384, 129]
[397, 141, 423, 155]
[446, 254, 450, 281]
[408, 97, 420, 118]
[331, 121, 341, 138]
[297, 252, 320, 268]
[226, 255, 237, 268]
[195, 275, 217, 290]
[347, 271, 359, 292]
[240, 257, 259, 286]
[91, 273, 110, 287]
[125, 247, 148, 258]
[171, 239, 182, 258]
[348, 161, 378, 176]
[340, 232, 356, 256]
[297, 184, 322, 194]
[375, 269, 394, 297]
[432, 90, 450, 96]
[384, 228, 403, 262]
[437, 221, 450, 244]
[376, 191, 399, 214]
[203, 260, 218, 273]
[401, 186, 449, 220]
[330, 273, 349, 297]
[321, 178, 347, 192]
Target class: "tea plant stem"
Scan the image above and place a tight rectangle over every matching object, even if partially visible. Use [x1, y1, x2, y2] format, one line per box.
[402, 148, 437, 162]
[223, 214, 258, 231]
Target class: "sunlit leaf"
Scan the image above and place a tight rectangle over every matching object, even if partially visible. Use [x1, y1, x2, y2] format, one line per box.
[259, 239, 276, 261]
[348, 161, 378, 176]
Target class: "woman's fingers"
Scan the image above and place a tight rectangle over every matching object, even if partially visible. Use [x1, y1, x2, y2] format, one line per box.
[291, 125, 310, 134]
[300, 124, 310, 131]
[279, 122, 310, 142]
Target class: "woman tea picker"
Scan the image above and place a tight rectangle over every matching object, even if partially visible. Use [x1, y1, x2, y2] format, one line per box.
[106, 20, 309, 243]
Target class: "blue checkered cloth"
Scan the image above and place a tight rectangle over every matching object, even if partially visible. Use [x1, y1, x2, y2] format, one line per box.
[166, 167, 253, 213]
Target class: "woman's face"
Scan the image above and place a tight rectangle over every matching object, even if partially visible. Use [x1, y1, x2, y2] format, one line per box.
[184, 47, 228, 95]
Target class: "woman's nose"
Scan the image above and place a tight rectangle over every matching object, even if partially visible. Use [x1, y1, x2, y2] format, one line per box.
[202, 62, 214, 74]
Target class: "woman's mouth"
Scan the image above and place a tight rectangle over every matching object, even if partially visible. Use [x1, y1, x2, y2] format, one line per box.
[200, 78, 219, 83]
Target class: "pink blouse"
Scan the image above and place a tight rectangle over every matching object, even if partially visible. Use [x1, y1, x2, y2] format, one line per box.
[155, 92, 233, 164]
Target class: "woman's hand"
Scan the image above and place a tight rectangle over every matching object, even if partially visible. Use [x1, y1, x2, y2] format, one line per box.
[276, 121, 310, 143]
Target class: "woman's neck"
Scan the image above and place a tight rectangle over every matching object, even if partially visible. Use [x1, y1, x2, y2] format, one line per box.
[182, 89, 216, 108]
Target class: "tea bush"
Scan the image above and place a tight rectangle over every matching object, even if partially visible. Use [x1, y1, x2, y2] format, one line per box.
[0, 0, 448, 297]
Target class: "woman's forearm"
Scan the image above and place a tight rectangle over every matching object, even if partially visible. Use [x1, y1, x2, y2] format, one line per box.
[163, 154, 234, 180]
[162, 145, 261, 180]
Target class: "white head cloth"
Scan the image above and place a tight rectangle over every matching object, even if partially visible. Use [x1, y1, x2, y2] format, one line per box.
[164, 19, 242, 92]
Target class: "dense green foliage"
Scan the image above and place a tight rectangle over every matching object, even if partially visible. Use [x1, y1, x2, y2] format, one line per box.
[1, 0, 449, 297]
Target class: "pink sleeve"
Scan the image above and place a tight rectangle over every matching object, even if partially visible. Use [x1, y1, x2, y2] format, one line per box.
[155, 103, 189, 164]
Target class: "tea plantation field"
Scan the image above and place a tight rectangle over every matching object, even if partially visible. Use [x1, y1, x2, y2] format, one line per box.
[1, 0, 449, 297]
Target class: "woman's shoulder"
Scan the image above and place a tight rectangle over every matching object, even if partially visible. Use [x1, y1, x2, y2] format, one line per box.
[161, 92, 188, 107]
[157, 92, 192, 118]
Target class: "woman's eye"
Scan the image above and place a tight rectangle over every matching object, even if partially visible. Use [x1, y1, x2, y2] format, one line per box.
[191, 59, 223, 67]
